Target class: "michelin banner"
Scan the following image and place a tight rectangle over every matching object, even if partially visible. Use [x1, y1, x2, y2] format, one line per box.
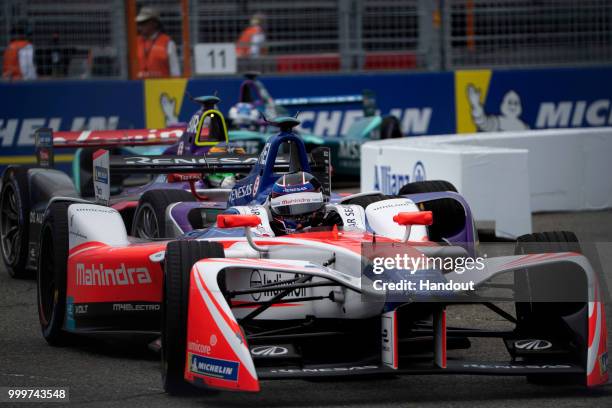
[1, 66, 611, 169]
[143, 72, 455, 136]
[455, 67, 612, 133]
[0, 80, 143, 169]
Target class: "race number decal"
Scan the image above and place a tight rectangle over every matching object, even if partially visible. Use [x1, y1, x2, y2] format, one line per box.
[326, 204, 366, 231]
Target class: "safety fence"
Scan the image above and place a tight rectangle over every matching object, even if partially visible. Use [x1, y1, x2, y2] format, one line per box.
[1, 0, 611, 79]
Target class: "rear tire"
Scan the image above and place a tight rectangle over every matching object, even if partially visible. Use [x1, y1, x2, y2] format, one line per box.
[162, 240, 225, 395]
[132, 189, 196, 239]
[0, 167, 32, 279]
[37, 201, 72, 346]
[341, 193, 390, 209]
[380, 115, 402, 139]
[398, 180, 464, 241]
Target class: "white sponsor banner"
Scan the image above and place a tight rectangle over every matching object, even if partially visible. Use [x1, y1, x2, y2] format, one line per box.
[362, 127, 612, 237]
[361, 137, 531, 238]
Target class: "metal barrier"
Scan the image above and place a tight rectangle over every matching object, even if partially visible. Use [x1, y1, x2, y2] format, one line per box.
[1, 0, 611, 79]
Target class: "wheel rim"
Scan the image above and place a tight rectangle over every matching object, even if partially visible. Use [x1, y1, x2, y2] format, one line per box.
[38, 226, 56, 325]
[135, 205, 160, 239]
[1, 184, 21, 265]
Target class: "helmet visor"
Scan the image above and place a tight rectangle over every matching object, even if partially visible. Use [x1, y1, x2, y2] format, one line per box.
[271, 192, 324, 216]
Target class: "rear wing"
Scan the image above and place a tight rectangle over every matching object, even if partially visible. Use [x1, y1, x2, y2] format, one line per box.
[108, 153, 285, 174]
[93, 146, 331, 204]
[274, 95, 363, 107]
[34, 127, 183, 168]
[274, 90, 377, 118]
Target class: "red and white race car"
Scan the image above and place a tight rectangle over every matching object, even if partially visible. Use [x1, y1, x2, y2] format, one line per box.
[36, 126, 608, 395]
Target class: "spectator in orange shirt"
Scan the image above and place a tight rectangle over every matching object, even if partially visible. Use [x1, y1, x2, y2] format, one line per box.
[2, 21, 37, 80]
[236, 13, 266, 57]
[135, 6, 181, 78]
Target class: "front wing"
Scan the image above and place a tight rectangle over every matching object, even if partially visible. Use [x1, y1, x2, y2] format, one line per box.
[183, 254, 608, 392]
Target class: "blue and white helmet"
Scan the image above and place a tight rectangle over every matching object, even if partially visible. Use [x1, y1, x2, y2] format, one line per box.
[228, 102, 259, 129]
[270, 172, 326, 235]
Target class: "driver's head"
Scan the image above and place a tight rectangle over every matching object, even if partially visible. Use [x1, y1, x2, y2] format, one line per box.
[270, 172, 326, 235]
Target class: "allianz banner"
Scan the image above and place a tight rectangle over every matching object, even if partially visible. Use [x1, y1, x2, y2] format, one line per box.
[455, 66, 612, 133]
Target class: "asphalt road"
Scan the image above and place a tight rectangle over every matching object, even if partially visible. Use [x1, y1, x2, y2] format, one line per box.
[1, 211, 612, 407]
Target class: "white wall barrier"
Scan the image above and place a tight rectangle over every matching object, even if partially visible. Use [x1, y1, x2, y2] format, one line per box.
[361, 127, 612, 238]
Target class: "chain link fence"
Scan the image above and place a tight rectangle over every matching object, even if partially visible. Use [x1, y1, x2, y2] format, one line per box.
[1, 0, 127, 79]
[444, 0, 612, 69]
[1, 0, 611, 79]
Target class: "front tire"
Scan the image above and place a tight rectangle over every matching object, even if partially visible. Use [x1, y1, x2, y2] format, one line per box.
[162, 240, 225, 395]
[398, 180, 465, 241]
[514, 231, 586, 385]
[37, 201, 71, 346]
[1, 167, 32, 279]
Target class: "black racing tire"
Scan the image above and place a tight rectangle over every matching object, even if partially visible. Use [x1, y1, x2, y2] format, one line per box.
[37, 201, 72, 346]
[398, 180, 464, 242]
[514, 231, 585, 322]
[514, 231, 586, 386]
[162, 240, 225, 395]
[380, 115, 403, 139]
[1, 167, 33, 279]
[132, 189, 196, 239]
[341, 193, 390, 209]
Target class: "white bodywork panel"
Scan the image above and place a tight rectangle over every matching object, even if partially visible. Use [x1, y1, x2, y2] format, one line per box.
[68, 203, 129, 249]
[365, 198, 428, 241]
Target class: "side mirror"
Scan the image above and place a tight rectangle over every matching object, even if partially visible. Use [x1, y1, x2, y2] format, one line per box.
[217, 214, 267, 253]
[393, 211, 433, 226]
[217, 214, 261, 229]
[393, 211, 433, 242]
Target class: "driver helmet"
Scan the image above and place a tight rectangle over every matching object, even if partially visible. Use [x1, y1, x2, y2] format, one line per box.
[228, 102, 259, 129]
[270, 172, 326, 235]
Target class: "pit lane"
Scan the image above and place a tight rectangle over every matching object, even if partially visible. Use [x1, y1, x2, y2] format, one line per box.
[1, 210, 611, 407]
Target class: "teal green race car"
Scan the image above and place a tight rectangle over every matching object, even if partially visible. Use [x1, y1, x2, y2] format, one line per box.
[226, 73, 403, 177]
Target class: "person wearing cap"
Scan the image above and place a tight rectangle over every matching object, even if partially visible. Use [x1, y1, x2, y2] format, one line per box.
[135, 6, 180, 78]
[2, 21, 37, 80]
[236, 13, 266, 57]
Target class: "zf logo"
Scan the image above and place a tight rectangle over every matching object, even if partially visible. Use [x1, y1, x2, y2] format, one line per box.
[514, 339, 552, 351]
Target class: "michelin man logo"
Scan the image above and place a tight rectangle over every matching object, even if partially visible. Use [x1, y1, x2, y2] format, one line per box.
[467, 84, 529, 132]
[160, 92, 179, 126]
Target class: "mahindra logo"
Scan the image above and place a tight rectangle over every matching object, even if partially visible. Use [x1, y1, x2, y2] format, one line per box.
[76, 263, 152, 286]
[250, 346, 288, 357]
[514, 339, 552, 351]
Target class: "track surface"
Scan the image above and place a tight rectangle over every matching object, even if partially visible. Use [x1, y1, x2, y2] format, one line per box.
[1, 211, 612, 407]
